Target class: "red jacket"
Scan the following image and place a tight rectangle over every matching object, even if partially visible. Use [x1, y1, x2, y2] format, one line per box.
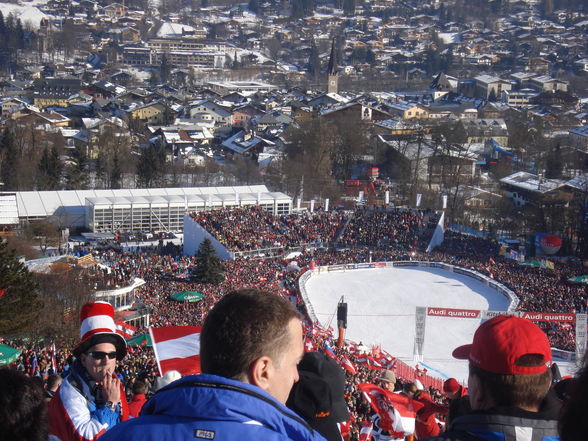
[128, 394, 147, 418]
[48, 373, 129, 441]
[415, 392, 448, 439]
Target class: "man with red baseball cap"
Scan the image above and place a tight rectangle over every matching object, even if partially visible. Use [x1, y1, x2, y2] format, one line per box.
[442, 378, 469, 426]
[424, 315, 561, 441]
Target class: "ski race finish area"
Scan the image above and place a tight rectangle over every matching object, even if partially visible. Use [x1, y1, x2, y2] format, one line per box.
[300, 261, 581, 383]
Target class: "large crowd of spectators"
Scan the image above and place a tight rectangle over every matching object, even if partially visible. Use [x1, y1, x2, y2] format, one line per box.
[190, 206, 348, 251]
[6, 206, 588, 439]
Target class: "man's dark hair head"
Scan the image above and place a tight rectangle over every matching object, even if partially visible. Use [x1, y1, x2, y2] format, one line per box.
[469, 354, 552, 409]
[132, 379, 147, 395]
[46, 374, 62, 391]
[200, 289, 301, 380]
[0, 368, 47, 441]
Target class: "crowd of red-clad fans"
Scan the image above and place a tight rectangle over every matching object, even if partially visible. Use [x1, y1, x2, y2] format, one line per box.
[5, 206, 588, 440]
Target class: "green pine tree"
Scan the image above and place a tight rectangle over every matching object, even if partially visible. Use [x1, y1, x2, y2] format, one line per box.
[309, 39, 320, 78]
[37, 146, 62, 190]
[192, 238, 225, 285]
[0, 128, 18, 189]
[0, 241, 42, 334]
[137, 144, 165, 188]
[65, 145, 89, 189]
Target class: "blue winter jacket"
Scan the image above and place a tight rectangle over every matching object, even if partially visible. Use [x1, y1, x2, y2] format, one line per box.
[99, 374, 328, 441]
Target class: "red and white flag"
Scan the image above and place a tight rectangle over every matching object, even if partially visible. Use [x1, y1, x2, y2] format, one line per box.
[357, 355, 383, 371]
[115, 321, 137, 339]
[359, 421, 373, 441]
[359, 383, 423, 436]
[339, 354, 357, 374]
[150, 326, 202, 376]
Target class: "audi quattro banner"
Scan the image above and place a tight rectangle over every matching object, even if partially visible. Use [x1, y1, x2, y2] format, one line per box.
[425, 307, 575, 322]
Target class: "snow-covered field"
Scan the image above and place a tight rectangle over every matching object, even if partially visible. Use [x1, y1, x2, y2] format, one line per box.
[303, 266, 577, 383]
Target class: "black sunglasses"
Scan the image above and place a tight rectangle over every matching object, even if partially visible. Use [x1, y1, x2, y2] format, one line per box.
[87, 351, 117, 360]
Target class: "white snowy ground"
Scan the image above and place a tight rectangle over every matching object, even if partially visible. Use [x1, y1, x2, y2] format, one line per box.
[304, 266, 578, 384]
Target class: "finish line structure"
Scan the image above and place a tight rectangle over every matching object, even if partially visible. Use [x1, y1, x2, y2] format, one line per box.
[414, 306, 587, 363]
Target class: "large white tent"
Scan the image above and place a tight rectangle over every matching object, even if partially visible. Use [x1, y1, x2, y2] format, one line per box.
[11, 186, 292, 232]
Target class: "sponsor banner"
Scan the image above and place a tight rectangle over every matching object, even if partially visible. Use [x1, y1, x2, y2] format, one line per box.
[576, 313, 587, 362]
[393, 261, 419, 267]
[520, 312, 575, 322]
[356, 263, 375, 269]
[346, 264, 357, 270]
[426, 307, 481, 319]
[552, 348, 575, 362]
[375, 262, 387, 268]
[426, 308, 576, 322]
[320, 266, 329, 272]
[482, 310, 519, 320]
[329, 264, 346, 271]
[414, 307, 426, 358]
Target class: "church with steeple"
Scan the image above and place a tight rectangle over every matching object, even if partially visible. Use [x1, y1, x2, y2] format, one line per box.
[327, 38, 339, 94]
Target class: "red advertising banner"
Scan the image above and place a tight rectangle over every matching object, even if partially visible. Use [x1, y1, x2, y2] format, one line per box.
[426, 308, 576, 322]
[519, 312, 575, 322]
[426, 307, 480, 318]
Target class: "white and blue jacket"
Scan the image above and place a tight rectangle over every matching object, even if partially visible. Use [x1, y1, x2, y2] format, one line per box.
[100, 374, 327, 441]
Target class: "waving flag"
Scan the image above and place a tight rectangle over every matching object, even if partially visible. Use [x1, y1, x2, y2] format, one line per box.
[304, 339, 315, 353]
[30, 353, 39, 376]
[116, 321, 137, 339]
[50, 343, 57, 373]
[359, 421, 373, 441]
[324, 343, 337, 360]
[357, 355, 383, 371]
[339, 354, 357, 374]
[359, 383, 423, 436]
[0, 289, 6, 298]
[150, 326, 202, 376]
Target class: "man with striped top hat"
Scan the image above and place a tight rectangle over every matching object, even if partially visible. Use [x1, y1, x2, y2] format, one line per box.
[49, 301, 129, 441]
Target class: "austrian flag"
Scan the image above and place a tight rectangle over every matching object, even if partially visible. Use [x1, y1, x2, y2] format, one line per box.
[115, 321, 137, 339]
[149, 326, 202, 376]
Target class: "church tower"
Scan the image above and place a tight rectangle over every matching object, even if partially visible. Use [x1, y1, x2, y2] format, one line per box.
[327, 38, 339, 94]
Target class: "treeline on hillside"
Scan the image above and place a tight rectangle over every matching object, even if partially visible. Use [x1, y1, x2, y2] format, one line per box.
[0, 11, 28, 72]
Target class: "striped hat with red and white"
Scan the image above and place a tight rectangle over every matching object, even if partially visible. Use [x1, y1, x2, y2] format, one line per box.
[73, 301, 127, 360]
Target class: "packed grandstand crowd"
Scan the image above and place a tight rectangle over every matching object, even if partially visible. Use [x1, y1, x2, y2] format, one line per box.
[7, 206, 588, 440]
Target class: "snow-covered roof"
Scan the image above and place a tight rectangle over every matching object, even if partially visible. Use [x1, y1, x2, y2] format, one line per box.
[156, 22, 196, 38]
[13, 186, 287, 221]
[0, 4, 47, 29]
[499, 172, 563, 194]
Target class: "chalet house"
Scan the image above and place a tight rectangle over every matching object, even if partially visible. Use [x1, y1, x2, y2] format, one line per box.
[221, 130, 271, 160]
[187, 100, 232, 127]
[462, 118, 508, 147]
[385, 102, 430, 119]
[321, 102, 393, 123]
[232, 104, 264, 128]
[499, 171, 571, 208]
[128, 101, 169, 125]
[527, 76, 568, 93]
[32, 78, 82, 108]
[102, 3, 128, 18]
[473, 75, 512, 100]
[570, 126, 588, 153]
[377, 134, 477, 187]
[0, 97, 29, 116]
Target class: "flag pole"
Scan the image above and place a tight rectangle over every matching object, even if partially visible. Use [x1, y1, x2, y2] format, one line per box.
[148, 327, 163, 376]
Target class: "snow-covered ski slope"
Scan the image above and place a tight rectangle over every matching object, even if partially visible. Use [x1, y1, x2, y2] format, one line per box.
[303, 265, 577, 383]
